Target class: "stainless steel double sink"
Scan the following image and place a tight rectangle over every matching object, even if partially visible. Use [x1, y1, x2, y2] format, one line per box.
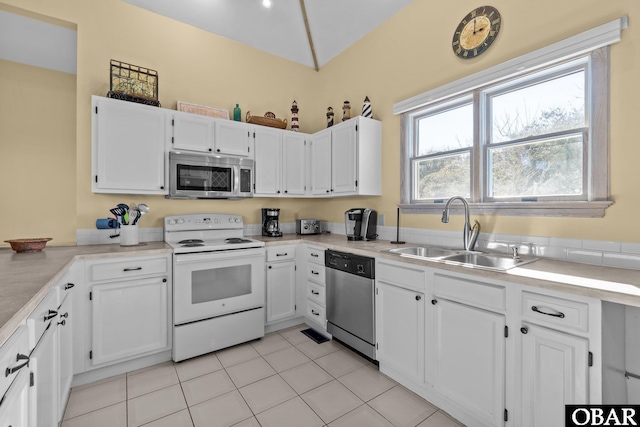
[384, 246, 538, 271]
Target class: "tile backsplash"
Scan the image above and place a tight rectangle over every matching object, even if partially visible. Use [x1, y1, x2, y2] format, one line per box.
[77, 221, 640, 270]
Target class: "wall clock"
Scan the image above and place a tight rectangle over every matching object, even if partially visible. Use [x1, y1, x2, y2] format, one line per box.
[452, 6, 501, 59]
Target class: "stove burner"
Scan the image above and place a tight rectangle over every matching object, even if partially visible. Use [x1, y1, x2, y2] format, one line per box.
[178, 239, 204, 244]
[225, 238, 252, 244]
[181, 243, 205, 247]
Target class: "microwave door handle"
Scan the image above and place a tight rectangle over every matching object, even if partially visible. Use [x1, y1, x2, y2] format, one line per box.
[233, 165, 240, 197]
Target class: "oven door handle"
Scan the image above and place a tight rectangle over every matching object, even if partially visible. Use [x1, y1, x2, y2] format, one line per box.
[175, 247, 265, 263]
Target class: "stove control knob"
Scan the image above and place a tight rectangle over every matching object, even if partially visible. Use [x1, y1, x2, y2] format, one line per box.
[228, 218, 234, 223]
[168, 219, 176, 225]
[177, 219, 184, 224]
[235, 218, 241, 223]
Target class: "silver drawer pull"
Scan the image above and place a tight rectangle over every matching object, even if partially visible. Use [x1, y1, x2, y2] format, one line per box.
[311, 310, 320, 316]
[276, 253, 288, 257]
[311, 253, 319, 257]
[531, 305, 565, 318]
[311, 290, 320, 295]
[5, 354, 29, 377]
[123, 267, 143, 272]
[311, 270, 319, 275]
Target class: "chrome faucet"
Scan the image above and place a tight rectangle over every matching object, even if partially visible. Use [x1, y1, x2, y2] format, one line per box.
[441, 196, 480, 251]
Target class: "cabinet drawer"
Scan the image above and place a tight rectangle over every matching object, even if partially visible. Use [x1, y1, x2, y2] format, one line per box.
[307, 281, 325, 306]
[306, 300, 326, 325]
[26, 289, 59, 349]
[521, 291, 589, 333]
[377, 259, 425, 291]
[305, 246, 325, 265]
[266, 247, 296, 263]
[0, 326, 29, 398]
[307, 264, 325, 284]
[89, 256, 168, 282]
[434, 273, 506, 312]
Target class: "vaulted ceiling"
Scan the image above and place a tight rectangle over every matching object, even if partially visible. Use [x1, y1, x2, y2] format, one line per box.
[122, 0, 415, 70]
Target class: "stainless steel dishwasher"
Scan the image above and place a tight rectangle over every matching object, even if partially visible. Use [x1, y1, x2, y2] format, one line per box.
[325, 249, 376, 359]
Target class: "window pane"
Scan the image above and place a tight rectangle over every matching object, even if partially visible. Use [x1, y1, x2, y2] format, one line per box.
[417, 104, 473, 155]
[488, 135, 583, 198]
[491, 71, 585, 144]
[414, 153, 470, 200]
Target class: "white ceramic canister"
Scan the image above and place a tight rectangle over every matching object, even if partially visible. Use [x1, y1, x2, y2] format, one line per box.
[119, 224, 139, 246]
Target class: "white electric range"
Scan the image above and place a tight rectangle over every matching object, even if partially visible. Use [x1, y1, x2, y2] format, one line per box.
[164, 213, 266, 362]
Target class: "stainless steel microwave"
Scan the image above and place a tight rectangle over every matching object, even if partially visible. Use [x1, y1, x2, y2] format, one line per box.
[168, 151, 253, 199]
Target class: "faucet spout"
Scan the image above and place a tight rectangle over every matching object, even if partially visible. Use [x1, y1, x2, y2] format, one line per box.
[441, 196, 479, 251]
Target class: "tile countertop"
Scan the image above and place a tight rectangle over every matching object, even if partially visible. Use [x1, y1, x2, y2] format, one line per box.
[257, 233, 640, 307]
[0, 242, 172, 347]
[2, 234, 640, 347]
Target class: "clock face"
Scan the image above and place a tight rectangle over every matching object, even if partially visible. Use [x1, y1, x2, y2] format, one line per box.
[452, 6, 501, 59]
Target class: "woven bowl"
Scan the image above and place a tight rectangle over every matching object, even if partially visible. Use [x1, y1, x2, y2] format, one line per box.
[4, 238, 52, 253]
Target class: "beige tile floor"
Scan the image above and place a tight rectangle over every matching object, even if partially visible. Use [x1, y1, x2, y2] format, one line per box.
[61, 324, 464, 427]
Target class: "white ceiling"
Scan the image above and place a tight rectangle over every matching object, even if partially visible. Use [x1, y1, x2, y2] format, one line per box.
[122, 0, 415, 70]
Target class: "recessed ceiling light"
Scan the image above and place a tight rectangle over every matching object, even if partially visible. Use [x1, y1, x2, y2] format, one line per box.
[262, 0, 272, 8]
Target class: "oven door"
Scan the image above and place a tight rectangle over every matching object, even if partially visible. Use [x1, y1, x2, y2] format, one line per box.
[173, 248, 265, 325]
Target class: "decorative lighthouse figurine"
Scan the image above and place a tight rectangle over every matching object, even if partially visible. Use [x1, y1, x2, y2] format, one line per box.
[291, 100, 299, 132]
[361, 96, 372, 119]
[342, 100, 351, 121]
[327, 107, 334, 127]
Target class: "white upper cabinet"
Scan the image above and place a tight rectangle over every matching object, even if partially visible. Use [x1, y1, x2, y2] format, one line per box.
[215, 120, 252, 157]
[309, 128, 332, 196]
[310, 117, 382, 197]
[171, 112, 252, 157]
[171, 111, 215, 153]
[282, 132, 307, 196]
[92, 96, 167, 195]
[254, 126, 283, 195]
[255, 129, 307, 197]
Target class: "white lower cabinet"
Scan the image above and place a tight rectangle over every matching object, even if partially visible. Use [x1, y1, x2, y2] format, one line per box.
[429, 297, 505, 427]
[57, 292, 74, 419]
[0, 369, 31, 427]
[90, 276, 169, 367]
[265, 246, 297, 324]
[86, 255, 171, 369]
[30, 319, 58, 427]
[376, 281, 425, 382]
[519, 323, 589, 427]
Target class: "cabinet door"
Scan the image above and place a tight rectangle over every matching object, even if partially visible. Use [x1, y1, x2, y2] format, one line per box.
[266, 261, 296, 324]
[520, 323, 589, 427]
[172, 112, 214, 152]
[254, 127, 282, 195]
[310, 129, 332, 195]
[430, 298, 505, 427]
[282, 132, 307, 196]
[376, 282, 425, 381]
[90, 276, 169, 367]
[30, 322, 58, 427]
[331, 122, 357, 195]
[214, 120, 251, 157]
[0, 369, 30, 427]
[92, 96, 166, 194]
[57, 293, 73, 420]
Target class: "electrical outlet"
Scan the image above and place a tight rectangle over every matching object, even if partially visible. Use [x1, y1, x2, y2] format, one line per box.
[379, 214, 384, 225]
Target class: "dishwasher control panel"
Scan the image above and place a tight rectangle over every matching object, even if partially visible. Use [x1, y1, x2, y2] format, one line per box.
[325, 250, 374, 278]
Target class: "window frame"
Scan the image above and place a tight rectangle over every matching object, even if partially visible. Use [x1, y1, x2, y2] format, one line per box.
[399, 47, 612, 218]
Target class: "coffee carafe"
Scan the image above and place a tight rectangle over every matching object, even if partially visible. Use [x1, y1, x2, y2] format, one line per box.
[344, 208, 377, 241]
[262, 208, 282, 237]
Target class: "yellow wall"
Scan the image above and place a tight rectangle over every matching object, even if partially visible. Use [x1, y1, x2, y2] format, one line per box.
[0, 60, 77, 245]
[1, 0, 639, 247]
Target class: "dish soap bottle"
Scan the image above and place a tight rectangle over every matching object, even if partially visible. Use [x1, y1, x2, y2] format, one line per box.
[233, 104, 241, 121]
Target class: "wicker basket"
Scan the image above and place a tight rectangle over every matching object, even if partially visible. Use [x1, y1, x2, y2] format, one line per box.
[246, 111, 287, 129]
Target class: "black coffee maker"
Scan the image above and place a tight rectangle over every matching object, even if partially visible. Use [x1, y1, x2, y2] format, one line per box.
[262, 208, 282, 237]
[345, 208, 377, 241]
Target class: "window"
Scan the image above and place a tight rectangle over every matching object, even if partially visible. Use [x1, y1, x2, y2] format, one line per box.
[400, 48, 613, 217]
